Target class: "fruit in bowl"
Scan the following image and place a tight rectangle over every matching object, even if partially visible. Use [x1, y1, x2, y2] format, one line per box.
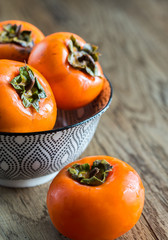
[0, 59, 57, 133]
[28, 32, 105, 110]
[0, 26, 113, 188]
[0, 20, 44, 62]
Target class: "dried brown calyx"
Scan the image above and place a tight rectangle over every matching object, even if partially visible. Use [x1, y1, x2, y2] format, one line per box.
[10, 64, 46, 112]
[68, 159, 113, 186]
[68, 35, 101, 77]
[0, 23, 34, 48]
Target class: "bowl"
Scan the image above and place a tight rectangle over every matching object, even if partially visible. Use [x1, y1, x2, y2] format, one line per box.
[0, 78, 112, 188]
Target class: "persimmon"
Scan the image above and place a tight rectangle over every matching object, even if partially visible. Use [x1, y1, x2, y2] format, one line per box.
[47, 156, 145, 240]
[0, 59, 57, 133]
[28, 32, 105, 110]
[0, 20, 44, 62]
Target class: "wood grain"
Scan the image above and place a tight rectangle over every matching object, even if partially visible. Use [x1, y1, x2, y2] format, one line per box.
[0, 0, 168, 239]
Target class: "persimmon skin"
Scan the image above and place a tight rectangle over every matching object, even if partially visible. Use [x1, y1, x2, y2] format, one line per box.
[0, 20, 45, 62]
[0, 59, 57, 133]
[47, 156, 145, 240]
[28, 32, 104, 110]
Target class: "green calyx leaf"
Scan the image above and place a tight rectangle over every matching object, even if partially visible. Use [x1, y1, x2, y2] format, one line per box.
[68, 160, 113, 186]
[68, 35, 100, 77]
[10, 64, 47, 112]
[0, 23, 34, 48]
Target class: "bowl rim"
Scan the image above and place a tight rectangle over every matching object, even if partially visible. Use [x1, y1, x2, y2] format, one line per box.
[0, 77, 113, 136]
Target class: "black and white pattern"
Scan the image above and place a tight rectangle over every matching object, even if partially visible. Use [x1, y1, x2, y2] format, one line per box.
[0, 78, 112, 181]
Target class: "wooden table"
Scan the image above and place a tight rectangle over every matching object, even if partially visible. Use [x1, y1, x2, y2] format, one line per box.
[0, 0, 168, 239]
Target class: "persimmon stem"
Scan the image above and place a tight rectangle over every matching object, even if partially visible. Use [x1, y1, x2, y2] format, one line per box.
[15, 25, 22, 37]
[89, 167, 99, 178]
[68, 160, 112, 186]
[24, 63, 35, 91]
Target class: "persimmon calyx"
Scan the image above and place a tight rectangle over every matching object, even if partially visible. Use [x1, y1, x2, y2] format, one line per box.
[68, 160, 112, 186]
[68, 35, 101, 77]
[10, 65, 46, 112]
[0, 24, 34, 48]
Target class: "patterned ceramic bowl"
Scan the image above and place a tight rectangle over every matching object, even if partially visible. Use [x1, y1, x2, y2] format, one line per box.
[0, 78, 112, 188]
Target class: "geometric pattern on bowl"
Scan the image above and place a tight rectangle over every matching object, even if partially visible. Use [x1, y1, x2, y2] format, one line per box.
[0, 118, 99, 180]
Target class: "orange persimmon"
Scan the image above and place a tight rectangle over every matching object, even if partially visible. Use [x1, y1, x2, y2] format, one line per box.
[0, 20, 44, 62]
[47, 156, 145, 240]
[28, 32, 104, 110]
[0, 59, 57, 133]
